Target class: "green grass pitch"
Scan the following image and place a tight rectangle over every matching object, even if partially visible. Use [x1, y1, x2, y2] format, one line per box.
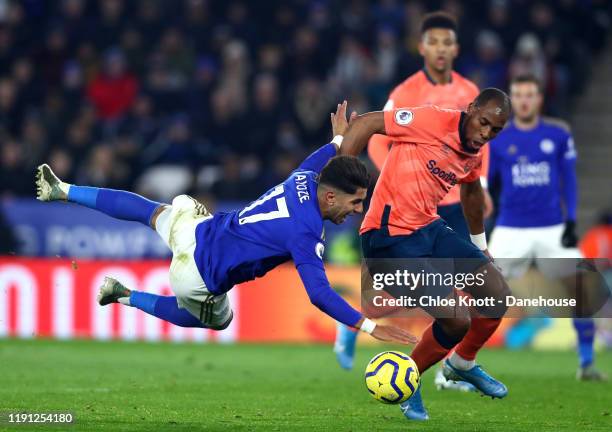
[0, 339, 610, 431]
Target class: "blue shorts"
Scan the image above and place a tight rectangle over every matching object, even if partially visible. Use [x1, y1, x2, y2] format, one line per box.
[361, 218, 486, 261]
[361, 218, 488, 304]
[437, 202, 469, 241]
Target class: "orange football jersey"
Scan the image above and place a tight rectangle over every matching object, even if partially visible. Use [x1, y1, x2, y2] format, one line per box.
[361, 106, 484, 236]
[368, 69, 487, 206]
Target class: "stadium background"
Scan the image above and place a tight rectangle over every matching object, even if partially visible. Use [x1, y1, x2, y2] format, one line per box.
[0, 0, 611, 348]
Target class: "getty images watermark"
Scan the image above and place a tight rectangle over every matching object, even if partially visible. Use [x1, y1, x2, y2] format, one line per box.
[370, 269, 577, 309]
[360, 258, 612, 318]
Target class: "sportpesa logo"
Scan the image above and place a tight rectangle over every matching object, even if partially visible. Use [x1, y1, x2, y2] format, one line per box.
[427, 160, 458, 186]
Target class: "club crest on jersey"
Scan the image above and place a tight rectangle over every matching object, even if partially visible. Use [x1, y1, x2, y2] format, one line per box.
[540, 139, 555, 154]
[507, 144, 517, 155]
[395, 109, 413, 125]
[315, 242, 325, 260]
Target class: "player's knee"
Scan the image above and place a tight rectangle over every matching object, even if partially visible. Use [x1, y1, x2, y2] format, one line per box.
[470, 263, 511, 318]
[438, 316, 471, 341]
[454, 316, 471, 337]
[150, 204, 171, 230]
[498, 279, 511, 313]
[206, 310, 234, 331]
[485, 267, 511, 317]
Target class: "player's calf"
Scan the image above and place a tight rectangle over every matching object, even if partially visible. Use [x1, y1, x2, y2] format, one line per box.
[99, 277, 225, 329]
[437, 316, 471, 342]
[466, 262, 511, 319]
[36, 163, 163, 227]
[409, 318, 470, 379]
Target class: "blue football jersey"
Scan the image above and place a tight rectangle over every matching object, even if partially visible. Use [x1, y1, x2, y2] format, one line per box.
[489, 118, 578, 227]
[192, 144, 362, 327]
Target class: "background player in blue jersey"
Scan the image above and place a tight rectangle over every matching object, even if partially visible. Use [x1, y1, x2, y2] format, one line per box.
[489, 74, 607, 381]
[34, 102, 417, 346]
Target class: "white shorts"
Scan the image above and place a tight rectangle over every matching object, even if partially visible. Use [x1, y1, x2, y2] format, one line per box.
[489, 224, 583, 279]
[155, 195, 233, 329]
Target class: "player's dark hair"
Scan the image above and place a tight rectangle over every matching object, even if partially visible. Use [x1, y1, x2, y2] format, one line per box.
[510, 74, 543, 93]
[319, 156, 370, 194]
[474, 87, 511, 116]
[420, 11, 458, 35]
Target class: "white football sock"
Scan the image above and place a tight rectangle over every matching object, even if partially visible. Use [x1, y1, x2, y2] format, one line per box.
[118, 297, 131, 306]
[449, 352, 475, 371]
[60, 182, 70, 196]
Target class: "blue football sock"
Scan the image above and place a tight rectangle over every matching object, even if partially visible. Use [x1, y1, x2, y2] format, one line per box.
[130, 292, 204, 328]
[573, 318, 595, 368]
[67, 186, 161, 227]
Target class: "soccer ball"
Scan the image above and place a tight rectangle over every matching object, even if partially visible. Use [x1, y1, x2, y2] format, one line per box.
[364, 351, 420, 404]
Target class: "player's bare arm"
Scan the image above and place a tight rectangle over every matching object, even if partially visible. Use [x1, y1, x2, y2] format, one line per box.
[460, 179, 491, 258]
[460, 180, 485, 234]
[483, 187, 494, 219]
[340, 111, 385, 157]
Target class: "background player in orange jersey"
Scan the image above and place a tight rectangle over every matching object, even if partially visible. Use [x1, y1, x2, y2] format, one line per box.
[338, 88, 512, 421]
[368, 11, 493, 234]
[334, 11, 493, 390]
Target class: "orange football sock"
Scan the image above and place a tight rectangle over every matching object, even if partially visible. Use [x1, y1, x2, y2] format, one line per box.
[454, 318, 502, 361]
[411, 322, 461, 374]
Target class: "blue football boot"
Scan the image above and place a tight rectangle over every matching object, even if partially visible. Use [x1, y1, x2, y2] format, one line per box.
[434, 368, 477, 392]
[442, 359, 508, 398]
[399, 385, 429, 421]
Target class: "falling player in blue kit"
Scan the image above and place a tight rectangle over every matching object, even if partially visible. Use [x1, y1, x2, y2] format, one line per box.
[489, 75, 607, 380]
[34, 102, 416, 346]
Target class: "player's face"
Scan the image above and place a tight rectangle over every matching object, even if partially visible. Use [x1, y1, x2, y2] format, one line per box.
[464, 102, 508, 151]
[419, 28, 458, 73]
[327, 187, 367, 224]
[510, 82, 542, 122]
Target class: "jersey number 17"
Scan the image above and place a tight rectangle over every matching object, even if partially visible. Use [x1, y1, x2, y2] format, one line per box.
[238, 185, 290, 225]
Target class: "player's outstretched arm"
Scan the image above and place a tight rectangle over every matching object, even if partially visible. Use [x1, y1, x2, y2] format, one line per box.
[367, 99, 394, 171]
[461, 179, 485, 232]
[296, 262, 418, 345]
[340, 111, 385, 157]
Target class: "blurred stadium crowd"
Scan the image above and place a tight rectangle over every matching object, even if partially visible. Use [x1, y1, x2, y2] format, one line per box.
[0, 0, 611, 202]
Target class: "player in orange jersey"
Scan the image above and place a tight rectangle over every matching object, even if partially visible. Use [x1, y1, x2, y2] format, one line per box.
[339, 88, 512, 420]
[368, 11, 492, 237]
[334, 12, 492, 391]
